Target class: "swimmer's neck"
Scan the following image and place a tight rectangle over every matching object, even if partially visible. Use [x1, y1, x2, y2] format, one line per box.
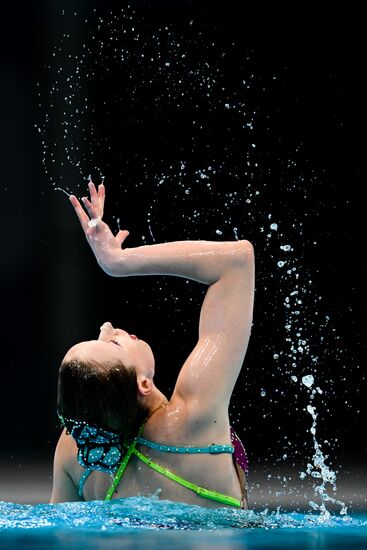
[140, 385, 169, 418]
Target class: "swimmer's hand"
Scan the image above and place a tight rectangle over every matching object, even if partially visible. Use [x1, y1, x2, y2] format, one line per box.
[69, 182, 129, 275]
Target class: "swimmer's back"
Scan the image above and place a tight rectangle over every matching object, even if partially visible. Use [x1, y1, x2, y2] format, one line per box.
[55, 397, 245, 508]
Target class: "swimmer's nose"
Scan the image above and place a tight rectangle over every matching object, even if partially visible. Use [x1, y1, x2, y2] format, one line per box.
[98, 321, 114, 341]
[100, 321, 113, 330]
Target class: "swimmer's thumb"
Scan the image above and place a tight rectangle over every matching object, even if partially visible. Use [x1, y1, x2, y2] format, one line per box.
[116, 230, 130, 247]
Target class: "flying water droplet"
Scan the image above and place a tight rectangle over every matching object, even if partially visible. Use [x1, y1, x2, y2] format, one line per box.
[302, 374, 314, 388]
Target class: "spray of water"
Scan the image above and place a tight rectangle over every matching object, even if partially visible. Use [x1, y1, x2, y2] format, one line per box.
[299, 376, 347, 517]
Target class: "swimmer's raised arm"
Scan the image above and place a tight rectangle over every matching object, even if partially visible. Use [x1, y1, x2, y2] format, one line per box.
[70, 182, 254, 414]
[71, 182, 247, 282]
[70, 183, 241, 284]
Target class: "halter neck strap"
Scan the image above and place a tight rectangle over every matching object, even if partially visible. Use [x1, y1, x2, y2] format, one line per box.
[105, 401, 168, 500]
[105, 423, 144, 500]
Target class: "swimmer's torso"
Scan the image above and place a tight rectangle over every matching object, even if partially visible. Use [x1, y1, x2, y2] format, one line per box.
[60, 399, 246, 508]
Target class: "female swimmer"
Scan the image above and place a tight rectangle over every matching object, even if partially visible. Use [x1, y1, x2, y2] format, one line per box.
[51, 181, 254, 508]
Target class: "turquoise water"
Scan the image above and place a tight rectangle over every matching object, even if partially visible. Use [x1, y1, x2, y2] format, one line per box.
[1, 498, 366, 549]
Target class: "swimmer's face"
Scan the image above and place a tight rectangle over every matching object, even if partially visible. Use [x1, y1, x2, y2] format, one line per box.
[63, 322, 155, 378]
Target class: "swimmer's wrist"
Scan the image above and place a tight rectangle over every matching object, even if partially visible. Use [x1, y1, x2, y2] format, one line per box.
[98, 250, 127, 277]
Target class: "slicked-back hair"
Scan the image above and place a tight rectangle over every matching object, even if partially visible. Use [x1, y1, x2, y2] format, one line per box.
[57, 358, 149, 439]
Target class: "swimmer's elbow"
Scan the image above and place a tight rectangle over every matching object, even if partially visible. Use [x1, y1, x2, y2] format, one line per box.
[240, 239, 254, 256]
[235, 239, 254, 268]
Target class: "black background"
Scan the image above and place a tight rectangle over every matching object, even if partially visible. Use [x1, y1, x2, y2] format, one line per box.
[0, 0, 365, 488]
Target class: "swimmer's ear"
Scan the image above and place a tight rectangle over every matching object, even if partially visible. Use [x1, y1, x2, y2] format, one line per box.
[137, 376, 152, 397]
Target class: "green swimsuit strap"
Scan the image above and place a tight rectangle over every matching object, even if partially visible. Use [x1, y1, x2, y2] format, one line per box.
[105, 424, 145, 501]
[105, 412, 242, 507]
[131, 447, 242, 508]
[105, 404, 167, 501]
[105, 428, 241, 506]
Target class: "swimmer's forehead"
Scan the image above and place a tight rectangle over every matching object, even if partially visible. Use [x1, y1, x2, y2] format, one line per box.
[62, 340, 116, 362]
[61, 337, 155, 374]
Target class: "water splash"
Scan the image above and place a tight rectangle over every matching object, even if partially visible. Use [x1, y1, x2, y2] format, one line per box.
[36, 7, 261, 222]
[255, 219, 350, 516]
[301, 400, 348, 517]
[0, 498, 360, 531]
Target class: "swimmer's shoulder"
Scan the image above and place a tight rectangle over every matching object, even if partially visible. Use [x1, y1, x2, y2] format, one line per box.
[54, 428, 78, 463]
[146, 395, 229, 442]
[51, 429, 82, 503]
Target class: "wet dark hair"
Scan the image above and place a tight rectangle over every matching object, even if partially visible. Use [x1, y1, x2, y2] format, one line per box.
[57, 358, 149, 439]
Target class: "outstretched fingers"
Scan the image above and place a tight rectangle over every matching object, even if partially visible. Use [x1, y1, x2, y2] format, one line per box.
[69, 195, 90, 232]
[88, 181, 98, 205]
[69, 182, 127, 250]
[88, 181, 105, 218]
[98, 183, 105, 214]
[81, 196, 99, 221]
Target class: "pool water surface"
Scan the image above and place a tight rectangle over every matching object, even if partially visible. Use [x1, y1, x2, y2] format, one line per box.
[1, 497, 366, 549]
